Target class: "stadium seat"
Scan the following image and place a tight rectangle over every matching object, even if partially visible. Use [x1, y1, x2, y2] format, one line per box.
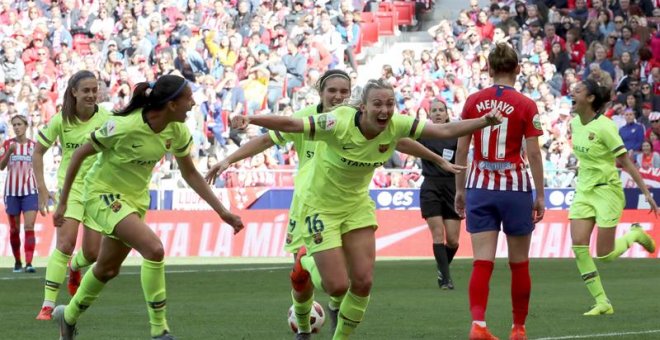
[378, 2, 394, 12]
[375, 12, 397, 36]
[360, 12, 375, 23]
[392, 1, 414, 26]
[360, 22, 380, 46]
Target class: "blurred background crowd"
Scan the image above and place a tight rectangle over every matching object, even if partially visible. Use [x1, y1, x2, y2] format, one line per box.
[0, 0, 658, 190]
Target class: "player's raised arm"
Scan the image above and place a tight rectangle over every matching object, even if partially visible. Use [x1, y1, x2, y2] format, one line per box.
[231, 114, 304, 133]
[205, 134, 275, 184]
[396, 138, 466, 174]
[419, 111, 502, 140]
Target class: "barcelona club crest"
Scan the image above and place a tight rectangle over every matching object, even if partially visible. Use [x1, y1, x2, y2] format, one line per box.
[588, 132, 595, 141]
[165, 139, 172, 149]
[312, 232, 323, 244]
[378, 144, 389, 153]
[286, 233, 293, 244]
[110, 200, 122, 213]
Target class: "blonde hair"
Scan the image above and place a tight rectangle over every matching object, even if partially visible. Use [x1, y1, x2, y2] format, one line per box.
[345, 78, 394, 108]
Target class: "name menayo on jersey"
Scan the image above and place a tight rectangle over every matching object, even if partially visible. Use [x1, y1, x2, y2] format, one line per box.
[476, 99, 515, 114]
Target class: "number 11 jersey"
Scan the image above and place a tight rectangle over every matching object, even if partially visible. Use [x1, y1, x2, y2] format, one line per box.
[461, 85, 543, 192]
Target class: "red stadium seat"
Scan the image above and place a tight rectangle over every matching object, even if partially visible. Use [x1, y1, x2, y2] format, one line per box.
[392, 1, 414, 26]
[375, 12, 397, 36]
[360, 22, 379, 46]
[378, 2, 394, 12]
[360, 11, 375, 23]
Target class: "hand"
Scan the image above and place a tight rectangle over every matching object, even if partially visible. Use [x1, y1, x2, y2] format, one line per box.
[221, 211, 245, 234]
[482, 110, 503, 126]
[532, 197, 545, 223]
[38, 188, 57, 217]
[231, 115, 249, 130]
[645, 193, 658, 218]
[205, 159, 230, 185]
[436, 159, 467, 174]
[53, 203, 66, 228]
[454, 190, 466, 219]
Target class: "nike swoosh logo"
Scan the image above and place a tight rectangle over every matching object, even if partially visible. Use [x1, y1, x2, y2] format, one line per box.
[375, 225, 427, 251]
[342, 146, 355, 150]
[132, 144, 142, 148]
[64, 129, 72, 132]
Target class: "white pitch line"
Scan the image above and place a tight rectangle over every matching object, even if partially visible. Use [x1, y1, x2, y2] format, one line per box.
[0, 265, 290, 281]
[534, 329, 660, 340]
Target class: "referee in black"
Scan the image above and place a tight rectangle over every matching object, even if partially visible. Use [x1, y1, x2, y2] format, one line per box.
[418, 99, 462, 290]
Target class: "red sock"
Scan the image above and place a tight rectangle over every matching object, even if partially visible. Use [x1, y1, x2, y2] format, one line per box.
[510, 261, 531, 325]
[24, 230, 35, 265]
[469, 260, 494, 322]
[8, 215, 21, 263]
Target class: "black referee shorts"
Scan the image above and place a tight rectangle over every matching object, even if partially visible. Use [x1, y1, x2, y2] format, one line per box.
[420, 177, 461, 220]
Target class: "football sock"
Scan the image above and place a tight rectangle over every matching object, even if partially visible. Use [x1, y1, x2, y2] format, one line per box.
[447, 244, 459, 264]
[24, 230, 35, 264]
[510, 261, 531, 325]
[573, 246, 608, 304]
[43, 249, 71, 305]
[333, 291, 370, 340]
[597, 231, 637, 262]
[301, 255, 322, 289]
[64, 270, 105, 325]
[329, 294, 345, 311]
[141, 259, 169, 337]
[433, 243, 451, 280]
[8, 215, 21, 263]
[469, 260, 494, 322]
[70, 249, 94, 271]
[292, 291, 313, 333]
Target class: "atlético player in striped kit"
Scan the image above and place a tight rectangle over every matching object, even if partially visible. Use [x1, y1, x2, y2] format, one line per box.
[0, 115, 39, 273]
[455, 43, 546, 340]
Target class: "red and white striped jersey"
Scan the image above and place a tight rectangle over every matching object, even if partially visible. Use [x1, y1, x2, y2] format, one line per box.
[461, 85, 543, 192]
[1, 138, 38, 197]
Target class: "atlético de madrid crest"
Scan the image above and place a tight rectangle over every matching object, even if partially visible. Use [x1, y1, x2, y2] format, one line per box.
[378, 144, 389, 153]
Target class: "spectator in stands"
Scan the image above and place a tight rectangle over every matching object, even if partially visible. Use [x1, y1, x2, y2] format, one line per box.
[216, 70, 246, 146]
[282, 38, 307, 98]
[336, 10, 360, 72]
[636, 140, 660, 169]
[614, 25, 641, 62]
[619, 108, 645, 152]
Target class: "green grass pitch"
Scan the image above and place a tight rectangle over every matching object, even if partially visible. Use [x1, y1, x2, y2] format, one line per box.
[1, 259, 659, 339]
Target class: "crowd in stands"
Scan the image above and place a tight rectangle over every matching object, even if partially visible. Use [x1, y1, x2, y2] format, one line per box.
[0, 0, 658, 190]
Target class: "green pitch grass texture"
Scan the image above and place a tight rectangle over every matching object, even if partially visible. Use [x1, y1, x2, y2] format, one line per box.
[1, 259, 659, 339]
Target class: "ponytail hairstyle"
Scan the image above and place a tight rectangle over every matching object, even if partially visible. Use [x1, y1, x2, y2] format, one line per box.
[60, 70, 97, 124]
[488, 42, 519, 75]
[582, 78, 611, 114]
[114, 75, 188, 116]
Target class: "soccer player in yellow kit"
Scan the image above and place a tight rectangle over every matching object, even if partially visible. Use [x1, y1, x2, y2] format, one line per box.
[569, 79, 657, 316]
[51, 75, 244, 340]
[232, 78, 502, 339]
[207, 71, 465, 339]
[33, 70, 111, 320]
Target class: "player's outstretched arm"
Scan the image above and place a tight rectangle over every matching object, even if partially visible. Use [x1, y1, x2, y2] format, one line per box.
[177, 153, 245, 233]
[525, 136, 545, 223]
[395, 138, 466, 174]
[420, 111, 502, 140]
[205, 134, 275, 184]
[231, 114, 304, 133]
[53, 143, 98, 227]
[33, 143, 57, 216]
[454, 135, 472, 219]
[617, 152, 658, 217]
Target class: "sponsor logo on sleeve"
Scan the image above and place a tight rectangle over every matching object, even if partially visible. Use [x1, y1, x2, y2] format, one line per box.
[532, 114, 542, 130]
[317, 114, 336, 131]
